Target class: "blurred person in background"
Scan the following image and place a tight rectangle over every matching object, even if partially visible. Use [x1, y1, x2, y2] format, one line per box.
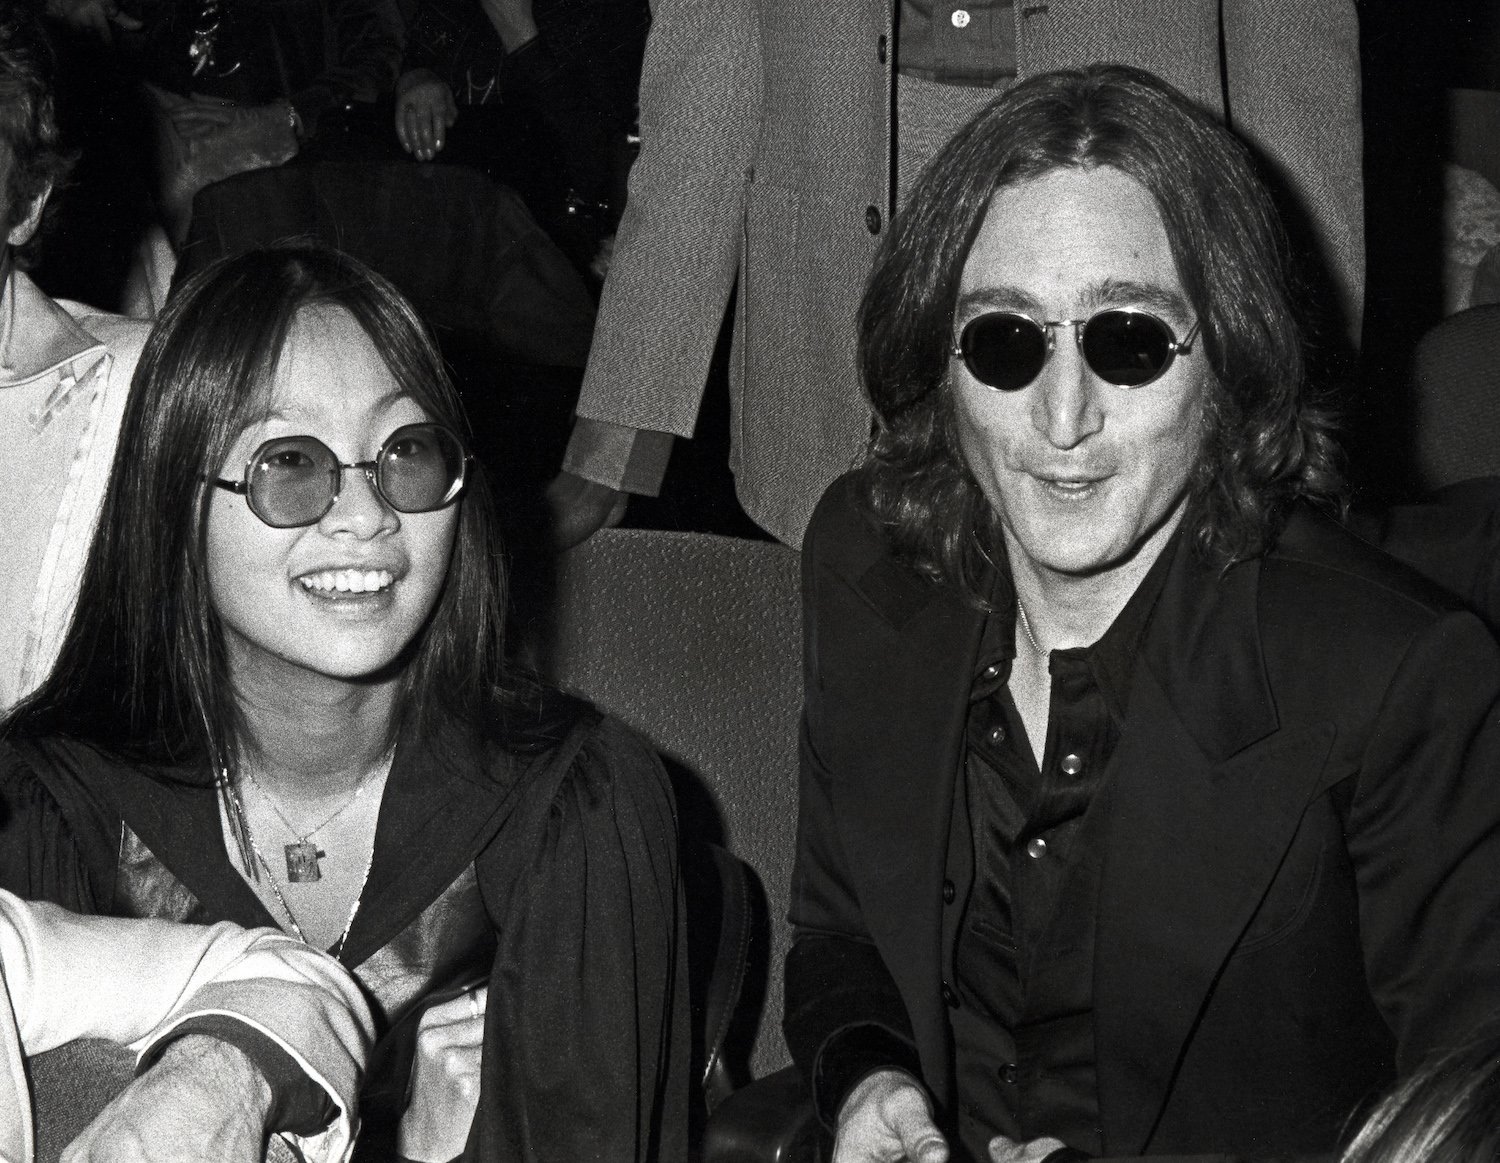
[549, 0, 1364, 550]
[0, 2, 150, 710]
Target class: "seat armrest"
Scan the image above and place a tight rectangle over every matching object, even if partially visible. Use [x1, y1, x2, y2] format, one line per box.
[704, 1065, 822, 1163]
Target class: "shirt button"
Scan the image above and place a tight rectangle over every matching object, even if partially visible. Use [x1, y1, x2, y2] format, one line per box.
[942, 879, 956, 904]
[1026, 836, 1048, 859]
[865, 205, 882, 234]
[877, 34, 888, 63]
[941, 982, 959, 1008]
[999, 1062, 1019, 1084]
[988, 725, 1006, 744]
[1060, 753, 1084, 776]
[951, 8, 971, 27]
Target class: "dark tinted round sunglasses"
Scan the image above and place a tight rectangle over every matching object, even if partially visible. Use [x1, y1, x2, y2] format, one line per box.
[952, 308, 1202, 391]
[211, 422, 471, 528]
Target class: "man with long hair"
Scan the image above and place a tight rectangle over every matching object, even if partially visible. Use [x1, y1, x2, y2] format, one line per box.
[0, 3, 150, 710]
[786, 65, 1500, 1163]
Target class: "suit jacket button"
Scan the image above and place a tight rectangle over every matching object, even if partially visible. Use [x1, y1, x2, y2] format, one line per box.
[865, 205, 882, 234]
[942, 879, 956, 904]
[941, 982, 959, 1008]
[877, 34, 888, 63]
[999, 1062, 1019, 1084]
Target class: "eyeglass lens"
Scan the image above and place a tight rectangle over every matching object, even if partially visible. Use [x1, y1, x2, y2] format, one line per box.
[246, 423, 467, 527]
[958, 310, 1180, 391]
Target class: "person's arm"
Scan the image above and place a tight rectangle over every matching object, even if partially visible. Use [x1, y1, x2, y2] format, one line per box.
[551, 0, 762, 538]
[2, 890, 373, 1162]
[783, 503, 947, 1162]
[550, 421, 673, 547]
[1343, 609, 1500, 1069]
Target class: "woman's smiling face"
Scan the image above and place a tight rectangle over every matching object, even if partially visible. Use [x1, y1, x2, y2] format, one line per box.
[205, 306, 460, 688]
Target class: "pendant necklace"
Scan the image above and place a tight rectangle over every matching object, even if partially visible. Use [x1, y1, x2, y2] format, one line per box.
[239, 746, 393, 884]
[218, 773, 376, 956]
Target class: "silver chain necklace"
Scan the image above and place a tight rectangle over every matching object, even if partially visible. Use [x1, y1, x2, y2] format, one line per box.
[219, 773, 373, 955]
[240, 748, 391, 884]
[1015, 596, 1049, 657]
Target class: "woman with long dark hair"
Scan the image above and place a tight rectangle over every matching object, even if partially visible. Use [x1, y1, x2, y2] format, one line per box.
[0, 245, 688, 1160]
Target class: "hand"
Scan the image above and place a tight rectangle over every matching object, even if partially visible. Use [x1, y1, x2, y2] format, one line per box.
[546, 470, 628, 549]
[395, 69, 458, 161]
[988, 1134, 1070, 1163]
[62, 1035, 273, 1162]
[45, 0, 143, 42]
[832, 1070, 949, 1163]
[398, 985, 487, 1162]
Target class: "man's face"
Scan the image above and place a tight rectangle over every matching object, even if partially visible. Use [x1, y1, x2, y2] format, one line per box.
[950, 165, 1209, 585]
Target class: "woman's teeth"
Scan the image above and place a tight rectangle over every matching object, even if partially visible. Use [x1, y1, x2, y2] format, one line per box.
[298, 569, 394, 594]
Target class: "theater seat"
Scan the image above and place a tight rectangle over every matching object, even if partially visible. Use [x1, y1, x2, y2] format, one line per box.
[533, 528, 815, 1155]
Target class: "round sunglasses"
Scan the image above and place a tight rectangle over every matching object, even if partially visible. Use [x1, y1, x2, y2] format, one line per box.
[952, 308, 1202, 392]
[211, 422, 471, 528]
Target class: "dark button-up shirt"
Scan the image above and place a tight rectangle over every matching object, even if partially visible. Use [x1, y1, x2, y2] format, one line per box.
[947, 539, 1174, 1160]
[898, 0, 1016, 87]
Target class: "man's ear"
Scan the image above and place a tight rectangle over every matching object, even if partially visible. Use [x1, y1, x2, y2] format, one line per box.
[7, 180, 54, 248]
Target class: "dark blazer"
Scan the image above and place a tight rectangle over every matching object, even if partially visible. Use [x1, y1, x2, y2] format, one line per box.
[784, 475, 1500, 1158]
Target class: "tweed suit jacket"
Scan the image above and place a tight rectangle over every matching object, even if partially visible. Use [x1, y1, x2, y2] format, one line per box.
[573, 0, 1363, 547]
[783, 476, 1500, 1158]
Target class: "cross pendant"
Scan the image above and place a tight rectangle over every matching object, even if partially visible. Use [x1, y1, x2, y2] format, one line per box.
[285, 840, 326, 883]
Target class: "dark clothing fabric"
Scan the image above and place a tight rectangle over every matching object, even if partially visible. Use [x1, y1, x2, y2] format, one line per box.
[122, 0, 405, 136]
[402, 0, 649, 122]
[0, 702, 690, 1161]
[949, 546, 1169, 1160]
[785, 471, 1500, 1159]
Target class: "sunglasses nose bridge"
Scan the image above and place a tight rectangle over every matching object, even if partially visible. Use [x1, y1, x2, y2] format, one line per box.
[323, 458, 397, 527]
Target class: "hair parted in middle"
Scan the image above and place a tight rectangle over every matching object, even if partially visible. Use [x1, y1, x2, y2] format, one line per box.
[856, 62, 1345, 601]
[4, 245, 533, 771]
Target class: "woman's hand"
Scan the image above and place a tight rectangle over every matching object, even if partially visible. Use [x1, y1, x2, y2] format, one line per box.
[395, 69, 458, 162]
[398, 985, 488, 1162]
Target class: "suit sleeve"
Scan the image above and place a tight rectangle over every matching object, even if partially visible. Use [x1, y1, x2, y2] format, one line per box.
[783, 496, 925, 1127]
[0, 890, 373, 1163]
[1345, 609, 1500, 1073]
[569, 0, 763, 443]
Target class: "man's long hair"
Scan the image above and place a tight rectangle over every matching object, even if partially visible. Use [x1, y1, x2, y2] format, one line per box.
[857, 64, 1344, 599]
[3, 246, 535, 772]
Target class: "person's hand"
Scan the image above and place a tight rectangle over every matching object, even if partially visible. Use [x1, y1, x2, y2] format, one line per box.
[397, 985, 487, 1162]
[395, 69, 458, 162]
[62, 1035, 273, 1162]
[832, 1069, 949, 1163]
[988, 1134, 1070, 1163]
[546, 470, 628, 550]
[45, 0, 143, 42]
